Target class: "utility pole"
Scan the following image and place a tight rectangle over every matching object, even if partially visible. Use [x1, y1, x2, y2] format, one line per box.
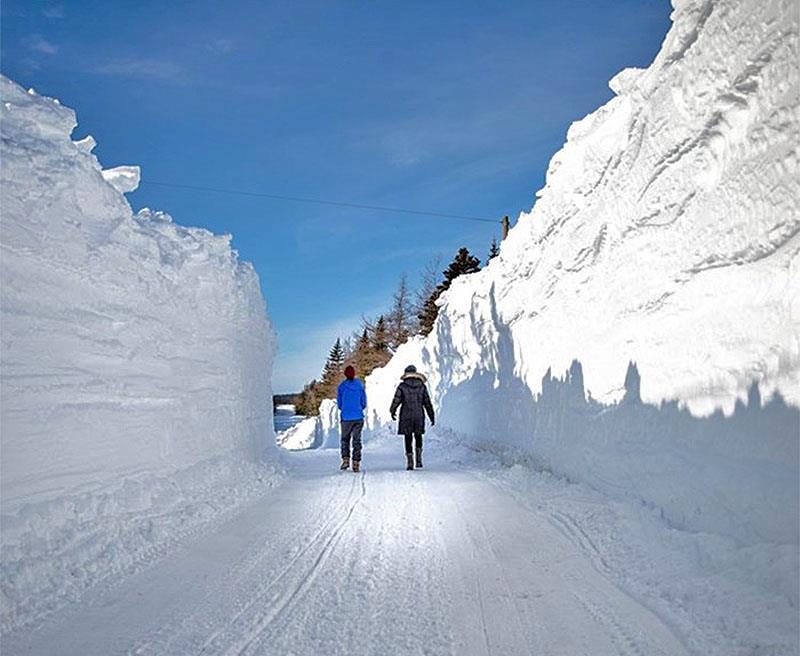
[501, 215, 510, 240]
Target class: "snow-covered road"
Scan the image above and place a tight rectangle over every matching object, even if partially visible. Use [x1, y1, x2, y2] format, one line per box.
[4, 434, 695, 656]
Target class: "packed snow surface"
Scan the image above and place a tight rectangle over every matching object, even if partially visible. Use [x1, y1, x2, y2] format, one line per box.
[0, 75, 278, 633]
[2, 433, 796, 655]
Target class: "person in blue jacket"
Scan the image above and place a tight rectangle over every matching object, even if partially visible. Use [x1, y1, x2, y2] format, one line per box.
[337, 364, 367, 472]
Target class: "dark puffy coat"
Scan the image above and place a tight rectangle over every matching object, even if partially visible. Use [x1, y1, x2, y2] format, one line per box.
[390, 374, 435, 435]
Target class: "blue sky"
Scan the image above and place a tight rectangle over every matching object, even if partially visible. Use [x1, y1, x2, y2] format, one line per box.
[1, 0, 671, 393]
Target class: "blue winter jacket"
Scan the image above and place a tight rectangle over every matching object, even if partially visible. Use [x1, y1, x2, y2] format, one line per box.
[337, 378, 367, 421]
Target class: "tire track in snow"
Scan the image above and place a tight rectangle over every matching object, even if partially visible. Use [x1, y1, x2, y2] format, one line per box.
[196, 474, 361, 655]
[448, 477, 537, 655]
[570, 590, 650, 656]
[412, 472, 458, 656]
[435, 476, 494, 655]
[547, 511, 612, 575]
[220, 471, 367, 656]
[469, 539, 494, 656]
[126, 478, 351, 656]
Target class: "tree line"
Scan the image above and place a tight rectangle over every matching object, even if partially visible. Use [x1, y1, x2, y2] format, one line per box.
[273, 393, 299, 409]
[294, 242, 497, 416]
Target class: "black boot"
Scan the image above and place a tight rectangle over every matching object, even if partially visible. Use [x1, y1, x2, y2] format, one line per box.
[406, 453, 414, 471]
[415, 448, 423, 469]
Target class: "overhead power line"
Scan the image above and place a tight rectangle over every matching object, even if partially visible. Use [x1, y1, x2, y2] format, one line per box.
[139, 179, 499, 224]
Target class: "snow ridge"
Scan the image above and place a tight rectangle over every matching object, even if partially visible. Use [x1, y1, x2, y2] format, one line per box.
[0, 76, 277, 632]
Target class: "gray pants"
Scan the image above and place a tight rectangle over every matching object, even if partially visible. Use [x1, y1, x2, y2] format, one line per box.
[340, 420, 364, 461]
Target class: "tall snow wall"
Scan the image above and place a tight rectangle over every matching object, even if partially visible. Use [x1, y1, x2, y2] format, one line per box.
[0, 76, 276, 631]
[367, 0, 799, 546]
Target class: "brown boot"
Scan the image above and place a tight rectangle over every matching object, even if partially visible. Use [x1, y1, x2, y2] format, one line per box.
[406, 454, 414, 471]
[340, 457, 350, 471]
[352, 460, 360, 473]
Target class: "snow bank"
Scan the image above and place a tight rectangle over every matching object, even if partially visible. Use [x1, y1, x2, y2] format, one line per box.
[475, 444, 799, 656]
[275, 400, 340, 451]
[316, 398, 341, 449]
[367, 0, 799, 548]
[0, 76, 277, 632]
[276, 416, 318, 450]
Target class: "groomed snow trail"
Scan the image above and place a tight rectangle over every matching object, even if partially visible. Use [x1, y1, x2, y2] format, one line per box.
[5, 436, 689, 656]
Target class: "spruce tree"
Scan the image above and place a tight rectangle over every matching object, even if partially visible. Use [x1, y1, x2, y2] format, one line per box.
[413, 255, 442, 335]
[487, 237, 500, 263]
[346, 318, 392, 378]
[371, 315, 389, 352]
[418, 247, 481, 336]
[443, 247, 481, 282]
[417, 290, 441, 336]
[318, 338, 345, 398]
[356, 328, 370, 351]
[350, 328, 372, 379]
[361, 315, 391, 373]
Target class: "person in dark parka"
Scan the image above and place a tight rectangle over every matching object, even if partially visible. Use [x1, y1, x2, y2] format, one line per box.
[390, 365, 435, 470]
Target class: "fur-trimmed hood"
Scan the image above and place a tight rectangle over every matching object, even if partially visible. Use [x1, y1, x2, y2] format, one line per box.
[401, 371, 427, 383]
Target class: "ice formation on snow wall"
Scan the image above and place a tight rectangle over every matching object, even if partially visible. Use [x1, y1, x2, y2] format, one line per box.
[367, 0, 799, 546]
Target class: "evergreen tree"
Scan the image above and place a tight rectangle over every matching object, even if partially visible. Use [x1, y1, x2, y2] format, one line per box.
[295, 379, 320, 416]
[350, 328, 372, 379]
[356, 327, 370, 351]
[346, 318, 392, 378]
[369, 315, 392, 371]
[417, 290, 441, 336]
[387, 274, 413, 349]
[318, 338, 345, 398]
[418, 247, 481, 336]
[371, 315, 389, 352]
[413, 255, 442, 335]
[443, 247, 481, 282]
[487, 236, 500, 263]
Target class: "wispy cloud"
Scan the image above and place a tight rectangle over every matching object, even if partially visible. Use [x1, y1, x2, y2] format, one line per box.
[92, 58, 184, 80]
[27, 34, 58, 54]
[206, 38, 235, 55]
[42, 5, 64, 19]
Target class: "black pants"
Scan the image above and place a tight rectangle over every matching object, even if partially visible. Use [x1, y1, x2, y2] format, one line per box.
[340, 420, 363, 461]
[404, 433, 422, 455]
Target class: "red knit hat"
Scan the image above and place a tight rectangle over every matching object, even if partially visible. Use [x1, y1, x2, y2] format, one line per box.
[344, 365, 356, 380]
